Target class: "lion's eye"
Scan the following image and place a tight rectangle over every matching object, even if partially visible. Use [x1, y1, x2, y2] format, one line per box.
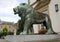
[22, 3, 26, 5]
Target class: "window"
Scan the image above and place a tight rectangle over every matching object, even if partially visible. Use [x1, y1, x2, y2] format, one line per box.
[55, 4, 59, 12]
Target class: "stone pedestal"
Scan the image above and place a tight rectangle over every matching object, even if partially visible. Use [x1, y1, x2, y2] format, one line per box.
[5, 35, 60, 42]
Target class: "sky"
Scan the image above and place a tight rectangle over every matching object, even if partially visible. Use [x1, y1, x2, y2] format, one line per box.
[0, 0, 28, 23]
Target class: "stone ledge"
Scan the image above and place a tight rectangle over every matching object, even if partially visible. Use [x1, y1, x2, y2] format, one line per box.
[5, 35, 60, 42]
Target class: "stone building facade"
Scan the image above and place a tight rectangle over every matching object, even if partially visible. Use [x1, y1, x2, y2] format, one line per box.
[0, 20, 18, 32]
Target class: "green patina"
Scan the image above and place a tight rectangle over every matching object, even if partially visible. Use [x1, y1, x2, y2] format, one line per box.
[13, 3, 57, 35]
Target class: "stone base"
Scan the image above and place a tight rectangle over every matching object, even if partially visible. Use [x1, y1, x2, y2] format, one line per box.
[5, 35, 60, 42]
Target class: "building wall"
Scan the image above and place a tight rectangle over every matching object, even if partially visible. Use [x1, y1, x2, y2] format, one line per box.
[49, 0, 60, 33]
[0, 24, 17, 32]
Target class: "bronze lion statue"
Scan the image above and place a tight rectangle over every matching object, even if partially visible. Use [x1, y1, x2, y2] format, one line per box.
[13, 3, 56, 34]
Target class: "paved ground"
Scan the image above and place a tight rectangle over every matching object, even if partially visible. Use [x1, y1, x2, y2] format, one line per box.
[0, 39, 5, 42]
[0, 34, 60, 42]
[26, 38, 60, 42]
[0, 38, 60, 42]
[0, 39, 8, 42]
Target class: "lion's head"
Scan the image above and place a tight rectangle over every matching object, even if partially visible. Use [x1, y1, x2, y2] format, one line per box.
[13, 3, 33, 17]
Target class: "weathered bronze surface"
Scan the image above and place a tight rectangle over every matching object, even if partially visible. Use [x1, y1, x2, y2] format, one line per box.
[13, 3, 56, 34]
